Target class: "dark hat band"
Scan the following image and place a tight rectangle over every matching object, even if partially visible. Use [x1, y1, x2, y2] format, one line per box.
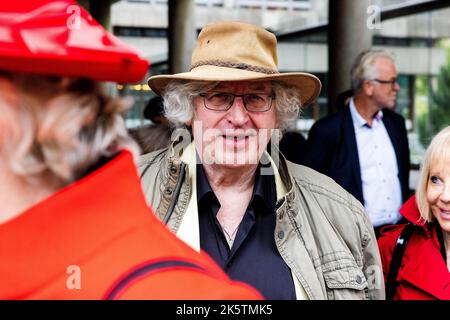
[190, 60, 278, 75]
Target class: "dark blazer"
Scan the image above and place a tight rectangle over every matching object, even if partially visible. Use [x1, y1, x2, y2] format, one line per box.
[279, 131, 307, 164]
[301, 105, 411, 205]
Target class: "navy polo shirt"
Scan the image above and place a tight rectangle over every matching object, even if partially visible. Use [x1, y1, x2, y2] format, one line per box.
[197, 163, 296, 300]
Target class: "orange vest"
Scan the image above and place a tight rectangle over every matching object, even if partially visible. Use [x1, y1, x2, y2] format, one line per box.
[0, 151, 262, 300]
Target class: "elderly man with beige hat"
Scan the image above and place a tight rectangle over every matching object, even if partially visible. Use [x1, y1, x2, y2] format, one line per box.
[140, 21, 384, 300]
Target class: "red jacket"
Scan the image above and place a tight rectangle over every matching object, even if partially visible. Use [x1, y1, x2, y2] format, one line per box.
[378, 196, 450, 300]
[0, 151, 261, 300]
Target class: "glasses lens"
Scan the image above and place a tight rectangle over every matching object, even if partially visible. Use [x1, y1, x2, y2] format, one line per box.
[245, 94, 271, 111]
[202, 92, 273, 111]
[374, 78, 398, 86]
[204, 92, 232, 110]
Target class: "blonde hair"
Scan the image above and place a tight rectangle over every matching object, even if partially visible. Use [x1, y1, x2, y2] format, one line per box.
[416, 125, 450, 223]
[162, 80, 301, 131]
[0, 72, 139, 189]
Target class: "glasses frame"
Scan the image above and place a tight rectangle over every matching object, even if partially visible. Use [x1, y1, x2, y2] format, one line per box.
[370, 78, 399, 88]
[199, 92, 275, 113]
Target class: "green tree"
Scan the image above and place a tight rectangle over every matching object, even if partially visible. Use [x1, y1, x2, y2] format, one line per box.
[417, 58, 450, 146]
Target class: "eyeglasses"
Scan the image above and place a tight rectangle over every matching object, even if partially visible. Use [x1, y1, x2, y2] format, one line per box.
[199, 92, 275, 112]
[371, 78, 399, 87]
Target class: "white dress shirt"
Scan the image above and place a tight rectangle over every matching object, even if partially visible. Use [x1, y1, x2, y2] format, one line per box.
[349, 99, 403, 227]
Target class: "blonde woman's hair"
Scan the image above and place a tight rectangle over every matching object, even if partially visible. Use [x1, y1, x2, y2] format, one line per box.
[0, 72, 139, 189]
[416, 125, 450, 223]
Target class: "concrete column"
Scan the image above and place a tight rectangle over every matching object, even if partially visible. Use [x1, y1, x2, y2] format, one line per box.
[168, 0, 196, 74]
[81, 0, 114, 29]
[328, 0, 373, 114]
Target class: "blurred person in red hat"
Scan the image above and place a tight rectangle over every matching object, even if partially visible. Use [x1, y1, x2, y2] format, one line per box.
[0, 0, 261, 300]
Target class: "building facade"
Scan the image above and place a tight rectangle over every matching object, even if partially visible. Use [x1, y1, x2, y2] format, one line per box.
[112, 0, 450, 166]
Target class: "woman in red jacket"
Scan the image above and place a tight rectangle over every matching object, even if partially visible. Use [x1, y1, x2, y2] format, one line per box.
[0, 0, 261, 300]
[378, 125, 450, 300]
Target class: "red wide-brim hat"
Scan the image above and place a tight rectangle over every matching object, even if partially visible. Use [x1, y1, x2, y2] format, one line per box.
[0, 0, 149, 83]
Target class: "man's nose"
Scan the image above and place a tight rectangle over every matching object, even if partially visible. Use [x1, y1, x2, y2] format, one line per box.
[393, 81, 400, 92]
[227, 96, 249, 125]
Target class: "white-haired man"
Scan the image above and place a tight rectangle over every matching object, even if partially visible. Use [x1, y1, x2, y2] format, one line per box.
[140, 21, 384, 300]
[303, 50, 411, 238]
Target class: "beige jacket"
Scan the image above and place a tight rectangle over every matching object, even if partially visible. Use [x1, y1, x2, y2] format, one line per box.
[139, 139, 385, 300]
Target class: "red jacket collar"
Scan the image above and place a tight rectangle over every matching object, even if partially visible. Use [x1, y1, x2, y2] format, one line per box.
[399, 236, 450, 300]
[0, 151, 152, 298]
[400, 195, 430, 232]
[398, 196, 450, 299]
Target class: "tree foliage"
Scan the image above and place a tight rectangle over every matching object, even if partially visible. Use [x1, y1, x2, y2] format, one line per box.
[417, 58, 450, 146]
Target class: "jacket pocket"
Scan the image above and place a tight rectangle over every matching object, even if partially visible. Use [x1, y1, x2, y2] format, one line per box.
[323, 265, 369, 300]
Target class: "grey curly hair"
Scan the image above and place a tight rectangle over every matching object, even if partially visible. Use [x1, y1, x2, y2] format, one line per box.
[0, 72, 139, 189]
[161, 80, 301, 131]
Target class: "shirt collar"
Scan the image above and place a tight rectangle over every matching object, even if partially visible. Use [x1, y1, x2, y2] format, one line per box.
[253, 163, 276, 209]
[196, 162, 215, 202]
[196, 161, 276, 213]
[349, 98, 384, 128]
[374, 110, 384, 122]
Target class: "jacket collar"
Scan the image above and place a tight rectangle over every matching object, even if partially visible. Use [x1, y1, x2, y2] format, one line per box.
[0, 151, 151, 298]
[398, 195, 450, 299]
[349, 98, 384, 128]
[343, 105, 364, 202]
[400, 195, 429, 232]
[399, 228, 450, 299]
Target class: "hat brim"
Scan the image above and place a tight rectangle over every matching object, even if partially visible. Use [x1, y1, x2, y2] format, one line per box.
[148, 65, 321, 106]
[0, 0, 149, 83]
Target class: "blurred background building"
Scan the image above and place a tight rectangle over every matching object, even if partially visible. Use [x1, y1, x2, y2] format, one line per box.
[89, 0, 450, 185]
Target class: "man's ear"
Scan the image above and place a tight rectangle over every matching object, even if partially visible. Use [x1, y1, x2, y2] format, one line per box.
[185, 99, 198, 127]
[185, 103, 198, 127]
[362, 80, 374, 96]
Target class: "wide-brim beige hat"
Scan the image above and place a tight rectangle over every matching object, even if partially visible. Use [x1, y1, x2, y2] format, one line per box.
[148, 21, 321, 106]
